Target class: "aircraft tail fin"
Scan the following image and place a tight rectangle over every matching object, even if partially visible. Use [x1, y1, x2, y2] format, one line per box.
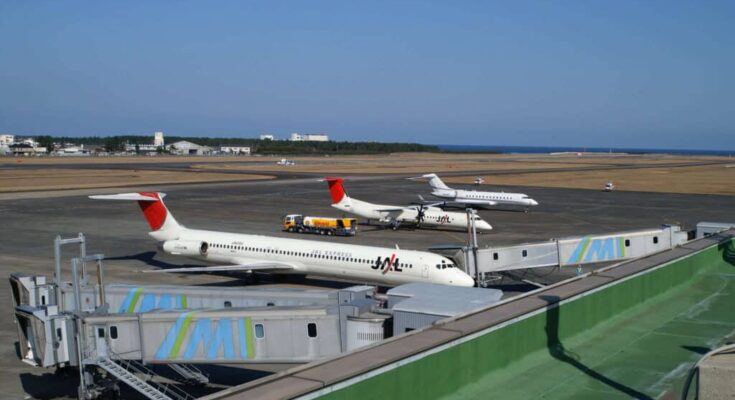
[89, 192, 184, 240]
[322, 177, 351, 205]
[421, 173, 451, 190]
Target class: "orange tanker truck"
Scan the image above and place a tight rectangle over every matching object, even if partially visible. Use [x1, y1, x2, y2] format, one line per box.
[283, 214, 357, 236]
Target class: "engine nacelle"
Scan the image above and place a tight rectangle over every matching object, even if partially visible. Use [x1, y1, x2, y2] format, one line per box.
[161, 240, 208, 256]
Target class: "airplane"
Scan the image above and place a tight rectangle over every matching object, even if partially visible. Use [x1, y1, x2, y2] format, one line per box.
[89, 192, 475, 287]
[410, 173, 539, 210]
[322, 177, 493, 232]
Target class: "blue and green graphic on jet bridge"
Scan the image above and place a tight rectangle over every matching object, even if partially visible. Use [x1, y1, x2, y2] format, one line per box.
[310, 239, 735, 400]
[118, 288, 188, 313]
[567, 235, 625, 264]
[154, 312, 256, 361]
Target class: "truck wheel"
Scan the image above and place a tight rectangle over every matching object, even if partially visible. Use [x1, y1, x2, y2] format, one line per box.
[327, 231, 333, 236]
[297, 228, 303, 233]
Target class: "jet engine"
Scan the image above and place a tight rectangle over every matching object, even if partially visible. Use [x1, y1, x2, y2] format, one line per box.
[161, 240, 208, 256]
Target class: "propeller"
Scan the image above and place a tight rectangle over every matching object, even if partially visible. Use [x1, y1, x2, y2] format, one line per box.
[415, 203, 428, 227]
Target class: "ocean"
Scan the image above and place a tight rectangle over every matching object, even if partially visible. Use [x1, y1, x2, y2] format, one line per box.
[437, 144, 735, 157]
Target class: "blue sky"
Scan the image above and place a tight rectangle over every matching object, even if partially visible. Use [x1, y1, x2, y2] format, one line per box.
[0, 1, 732, 149]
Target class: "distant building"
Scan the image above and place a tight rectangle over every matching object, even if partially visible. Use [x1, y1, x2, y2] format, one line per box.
[124, 143, 158, 153]
[260, 134, 275, 141]
[18, 137, 38, 147]
[9, 143, 48, 156]
[220, 146, 251, 155]
[53, 145, 90, 156]
[289, 133, 329, 142]
[168, 140, 212, 155]
[0, 134, 14, 146]
[154, 131, 165, 147]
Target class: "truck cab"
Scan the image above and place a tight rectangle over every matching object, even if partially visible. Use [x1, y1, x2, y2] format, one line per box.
[283, 214, 304, 232]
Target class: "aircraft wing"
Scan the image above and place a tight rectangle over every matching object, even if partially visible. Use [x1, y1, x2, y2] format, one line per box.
[140, 262, 296, 274]
[374, 207, 406, 213]
[460, 199, 499, 206]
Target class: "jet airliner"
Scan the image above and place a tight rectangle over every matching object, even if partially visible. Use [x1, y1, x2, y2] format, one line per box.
[90, 192, 475, 287]
[412, 173, 539, 210]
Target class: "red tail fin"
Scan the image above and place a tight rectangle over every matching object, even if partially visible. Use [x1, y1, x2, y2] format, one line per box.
[137, 192, 167, 230]
[324, 177, 346, 204]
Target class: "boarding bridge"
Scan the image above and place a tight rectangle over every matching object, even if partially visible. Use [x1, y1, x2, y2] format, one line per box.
[10, 235, 383, 400]
[436, 224, 689, 285]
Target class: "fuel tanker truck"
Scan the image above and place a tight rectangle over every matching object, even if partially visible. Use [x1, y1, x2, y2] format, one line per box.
[283, 214, 357, 236]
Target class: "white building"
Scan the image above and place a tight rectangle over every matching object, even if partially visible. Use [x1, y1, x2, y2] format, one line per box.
[124, 143, 158, 153]
[220, 146, 251, 155]
[289, 133, 329, 142]
[154, 131, 165, 147]
[260, 134, 275, 141]
[19, 137, 38, 147]
[168, 140, 212, 155]
[0, 134, 14, 146]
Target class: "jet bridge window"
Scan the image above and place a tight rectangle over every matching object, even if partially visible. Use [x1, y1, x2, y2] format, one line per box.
[653, 236, 659, 244]
[522, 250, 528, 257]
[493, 253, 499, 260]
[625, 239, 631, 247]
[255, 324, 265, 339]
[307, 323, 317, 338]
[110, 326, 118, 339]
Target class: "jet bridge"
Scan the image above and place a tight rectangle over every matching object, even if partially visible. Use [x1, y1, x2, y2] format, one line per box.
[9, 234, 382, 400]
[434, 223, 689, 286]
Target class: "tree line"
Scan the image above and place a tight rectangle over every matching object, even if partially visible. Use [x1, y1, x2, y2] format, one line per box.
[37, 135, 441, 155]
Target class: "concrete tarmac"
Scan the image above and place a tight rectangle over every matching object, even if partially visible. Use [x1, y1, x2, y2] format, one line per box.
[1, 174, 734, 399]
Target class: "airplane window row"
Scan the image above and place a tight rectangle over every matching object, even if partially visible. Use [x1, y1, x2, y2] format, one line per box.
[210, 243, 413, 268]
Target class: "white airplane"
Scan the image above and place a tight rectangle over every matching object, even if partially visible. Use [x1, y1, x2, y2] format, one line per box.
[89, 192, 475, 287]
[323, 177, 492, 231]
[411, 173, 539, 210]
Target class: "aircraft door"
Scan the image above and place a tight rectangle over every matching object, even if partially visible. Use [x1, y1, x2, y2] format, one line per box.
[94, 326, 108, 358]
[421, 264, 429, 279]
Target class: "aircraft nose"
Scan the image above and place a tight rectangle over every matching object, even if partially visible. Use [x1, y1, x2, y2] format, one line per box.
[476, 220, 493, 231]
[529, 199, 539, 206]
[453, 272, 475, 287]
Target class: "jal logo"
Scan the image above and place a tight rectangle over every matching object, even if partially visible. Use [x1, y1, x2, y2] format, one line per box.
[371, 254, 402, 274]
[438, 215, 450, 224]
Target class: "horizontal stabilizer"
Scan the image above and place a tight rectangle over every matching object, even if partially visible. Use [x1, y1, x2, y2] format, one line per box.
[89, 193, 166, 201]
[140, 262, 295, 274]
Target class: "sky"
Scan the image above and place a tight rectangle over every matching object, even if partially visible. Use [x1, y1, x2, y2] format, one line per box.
[0, 1, 733, 149]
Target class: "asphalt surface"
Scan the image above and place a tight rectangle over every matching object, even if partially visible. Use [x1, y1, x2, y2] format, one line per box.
[2, 171, 734, 399]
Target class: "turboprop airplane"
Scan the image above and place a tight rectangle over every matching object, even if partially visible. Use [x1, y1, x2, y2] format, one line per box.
[411, 173, 539, 210]
[323, 177, 492, 231]
[89, 192, 475, 287]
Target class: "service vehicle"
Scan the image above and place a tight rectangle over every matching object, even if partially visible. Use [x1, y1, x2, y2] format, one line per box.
[283, 214, 357, 236]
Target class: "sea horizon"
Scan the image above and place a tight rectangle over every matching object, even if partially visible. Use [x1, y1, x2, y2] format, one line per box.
[436, 144, 735, 157]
